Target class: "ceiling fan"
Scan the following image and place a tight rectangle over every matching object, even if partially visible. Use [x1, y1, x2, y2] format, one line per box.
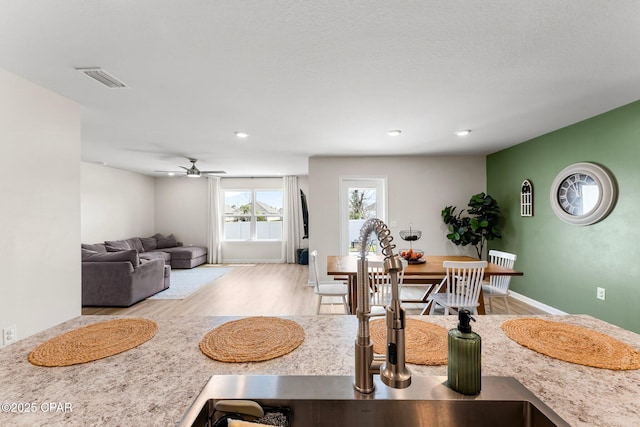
[156, 158, 226, 178]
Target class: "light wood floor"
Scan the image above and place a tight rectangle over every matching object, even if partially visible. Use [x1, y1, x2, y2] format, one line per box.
[82, 263, 547, 317]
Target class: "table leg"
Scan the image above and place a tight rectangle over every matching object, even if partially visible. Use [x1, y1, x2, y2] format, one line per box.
[348, 275, 357, 315]
[478, 289, 486, 315]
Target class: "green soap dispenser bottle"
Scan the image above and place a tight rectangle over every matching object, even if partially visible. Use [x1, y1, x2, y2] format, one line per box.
[448, 309, 481, 395]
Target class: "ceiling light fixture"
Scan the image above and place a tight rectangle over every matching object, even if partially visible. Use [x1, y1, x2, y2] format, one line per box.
[455, 129, 471, 136]
[387, 130, 402, 136]
[235, 131, 249, 138]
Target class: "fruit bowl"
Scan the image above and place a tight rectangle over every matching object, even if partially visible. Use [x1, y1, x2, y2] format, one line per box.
[399, 230, 422, 241]
[399, 248, 425, 263]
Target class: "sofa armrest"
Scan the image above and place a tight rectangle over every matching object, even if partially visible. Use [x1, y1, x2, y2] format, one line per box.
[132, 258, 164, 277]
[82, 261, 134, 278]
[82, 258, 164, 306]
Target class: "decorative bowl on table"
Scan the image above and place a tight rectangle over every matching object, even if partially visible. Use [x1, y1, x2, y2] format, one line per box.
[399, 248, 425, 264]
[399, 230, 422, 241]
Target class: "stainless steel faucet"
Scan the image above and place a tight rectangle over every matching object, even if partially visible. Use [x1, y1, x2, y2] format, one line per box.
[354, 218, 411, 394]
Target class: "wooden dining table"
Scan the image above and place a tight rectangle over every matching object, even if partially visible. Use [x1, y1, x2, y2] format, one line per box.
[326, 255, 523, 315]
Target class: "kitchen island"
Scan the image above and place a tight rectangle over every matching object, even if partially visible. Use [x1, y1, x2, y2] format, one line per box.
[0, 314, 638, 426]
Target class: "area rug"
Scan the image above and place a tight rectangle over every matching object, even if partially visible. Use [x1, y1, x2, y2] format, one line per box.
[199, 317, 305, 363]
[148, 266, 232, 300]
[370, 318, 448, 365]
[502, 318, 640, 370]
[28, 318, 158, 367]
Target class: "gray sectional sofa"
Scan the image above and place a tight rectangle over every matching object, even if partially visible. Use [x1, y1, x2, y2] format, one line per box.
[81, 233, 208, 307]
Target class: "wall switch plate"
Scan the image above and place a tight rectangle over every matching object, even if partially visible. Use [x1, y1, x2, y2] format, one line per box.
[596, 287, 606, 301]
[3, 325, 17, 346]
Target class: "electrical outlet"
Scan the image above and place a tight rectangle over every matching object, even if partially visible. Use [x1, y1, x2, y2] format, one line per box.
[3, 325, 17, 346]
[596, 287, 606, 301]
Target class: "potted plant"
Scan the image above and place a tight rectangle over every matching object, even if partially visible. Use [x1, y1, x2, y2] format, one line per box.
[441, 192, 503, 259]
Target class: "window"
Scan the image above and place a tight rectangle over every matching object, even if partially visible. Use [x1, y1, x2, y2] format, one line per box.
[223, 190, 283, 240]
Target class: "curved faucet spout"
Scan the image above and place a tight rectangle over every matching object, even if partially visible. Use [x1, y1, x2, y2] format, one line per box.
[354, 218, 411, 394]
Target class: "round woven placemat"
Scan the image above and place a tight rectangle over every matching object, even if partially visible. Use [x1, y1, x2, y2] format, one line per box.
[200, 317, 305, 363]
[502, 318, 640, 370]
[370, 318, 448, 365]
[28, 318, 158, 367]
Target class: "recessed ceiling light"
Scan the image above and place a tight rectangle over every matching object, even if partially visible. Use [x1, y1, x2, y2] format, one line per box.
[455, 129, 471, 136]
[387, 130, 402, 136]
[235, 131, 249, 138]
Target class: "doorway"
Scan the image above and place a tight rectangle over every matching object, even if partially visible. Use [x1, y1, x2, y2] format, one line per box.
[339, 177, 387, 256]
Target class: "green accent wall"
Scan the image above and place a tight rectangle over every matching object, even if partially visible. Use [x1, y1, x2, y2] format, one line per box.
[487, 100, 640, 333]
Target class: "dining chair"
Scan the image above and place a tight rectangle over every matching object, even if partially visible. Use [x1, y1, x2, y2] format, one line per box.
[482, 250, 517, 314]
[427, 260, 487, 315]
[368, 259, 406, 316]
[309, 250, 349, 314]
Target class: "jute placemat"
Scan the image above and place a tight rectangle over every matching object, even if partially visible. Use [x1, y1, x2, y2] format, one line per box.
[502, 318, 640, 370]
[28, 318, 158, 367]
[200, 317, 305, 363]
[370, 318, 448, 365]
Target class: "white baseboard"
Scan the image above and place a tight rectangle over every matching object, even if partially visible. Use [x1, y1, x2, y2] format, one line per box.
[509, 291, 567, 315]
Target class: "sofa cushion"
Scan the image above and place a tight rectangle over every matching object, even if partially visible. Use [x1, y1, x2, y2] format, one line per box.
[125, 237, 144, 253]
[158, 246, 207, 259]
[155, 233, 178, 249]
[105, 240, 131, 252]
[81, 248, 98, 260]
[81, 243, 107, 253]
[82, 249, 140, 267]
[140, 251, 170, 263]
[139, 237, 158, 251]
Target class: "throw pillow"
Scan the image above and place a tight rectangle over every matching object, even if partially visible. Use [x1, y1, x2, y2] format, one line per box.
[125, 237, 144, 253]
[105, 240, 131, 252]
[155, 233, 178, 249]
[139, 237, 158, 251]
[82, 249, 140, 267]
[81, 243, 107, 253]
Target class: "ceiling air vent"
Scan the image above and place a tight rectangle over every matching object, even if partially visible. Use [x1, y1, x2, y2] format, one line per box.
[75, 67, 128, 88]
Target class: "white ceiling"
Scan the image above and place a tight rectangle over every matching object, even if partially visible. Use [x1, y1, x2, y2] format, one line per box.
[2, 1, 640, 177]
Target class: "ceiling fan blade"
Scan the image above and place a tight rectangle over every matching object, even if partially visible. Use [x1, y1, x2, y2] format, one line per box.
[180, 166, 189, 171]
[199, 170, 227, 174]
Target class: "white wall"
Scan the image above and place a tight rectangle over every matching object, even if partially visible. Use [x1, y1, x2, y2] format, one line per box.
[0, 68, 81, 345]
[81, 163, 155, 243]
[308, 155, 486, 280]
[154, 177, 209, 247]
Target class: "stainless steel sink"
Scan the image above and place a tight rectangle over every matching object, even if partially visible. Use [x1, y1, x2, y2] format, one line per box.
[178, 375, 570, 427]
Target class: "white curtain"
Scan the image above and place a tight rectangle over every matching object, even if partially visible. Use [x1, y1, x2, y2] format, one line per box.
[207, 176, 223, 264]
[283, 176, 301, 263]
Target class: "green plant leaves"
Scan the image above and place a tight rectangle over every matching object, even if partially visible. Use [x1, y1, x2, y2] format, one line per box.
[441, 192, 503, 258]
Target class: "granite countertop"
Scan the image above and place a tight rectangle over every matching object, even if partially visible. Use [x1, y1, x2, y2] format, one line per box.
[1, 314, 639, 426]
